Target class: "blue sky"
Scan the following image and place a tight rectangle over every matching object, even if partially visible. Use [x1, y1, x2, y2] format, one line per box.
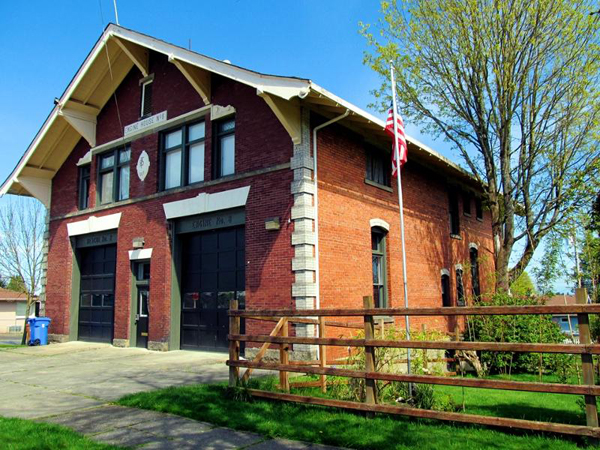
[0, 0, 574, 292]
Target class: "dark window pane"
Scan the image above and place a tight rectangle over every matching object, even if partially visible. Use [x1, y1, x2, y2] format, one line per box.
[183, 292, 199, 309]
[476, 198, 483, 220]
[92, 294, 103, 307]
[100, 154, 115, 169]
[441, 275, 451, 307]
[449, 190, 460, 235]
[470, 248, 481, 297]
[118, 165, 129, 200]
[103, 294, 114, 307]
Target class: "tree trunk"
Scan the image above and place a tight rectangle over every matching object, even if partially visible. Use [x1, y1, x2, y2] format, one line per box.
[20, 294, 32, 346]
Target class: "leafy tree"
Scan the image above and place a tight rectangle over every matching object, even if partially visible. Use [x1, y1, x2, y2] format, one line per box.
[0, 197, 46, 344]
[6, 275, 26, 293]
[510, 271, 535, 297]
[532, 232, 564, 296]
[361, 0, 600, 291]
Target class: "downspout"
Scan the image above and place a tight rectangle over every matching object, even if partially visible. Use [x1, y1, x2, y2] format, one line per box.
[313, 110, 350, 310]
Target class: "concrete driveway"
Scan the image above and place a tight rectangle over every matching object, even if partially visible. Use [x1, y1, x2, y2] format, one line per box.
[0, 342, 229, 419]
[0, 342, 343, 449]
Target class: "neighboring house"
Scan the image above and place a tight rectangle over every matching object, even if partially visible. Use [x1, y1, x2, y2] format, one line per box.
[546, 294, 579, 341]
[0, 25, 494, 354]
[0, 288, 32, 333]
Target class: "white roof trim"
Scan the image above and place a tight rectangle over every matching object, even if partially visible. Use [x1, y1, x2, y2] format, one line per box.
[163, 186, 250, 220]
[129, 248, 153, 260]
[67, 212, 122, 237]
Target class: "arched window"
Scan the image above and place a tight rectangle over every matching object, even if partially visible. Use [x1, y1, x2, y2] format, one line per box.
[441, 273, 451, 307]
[470, 247, 481, 298]
[456, 267, 465, 306]
[371, 227, 388, 308]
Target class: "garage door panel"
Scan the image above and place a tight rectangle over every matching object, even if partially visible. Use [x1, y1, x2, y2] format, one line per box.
[78, 244, 116, 343]
[181, 226, 244, 351]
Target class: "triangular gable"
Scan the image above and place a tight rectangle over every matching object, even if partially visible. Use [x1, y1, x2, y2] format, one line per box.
[1, 24, 477, 205]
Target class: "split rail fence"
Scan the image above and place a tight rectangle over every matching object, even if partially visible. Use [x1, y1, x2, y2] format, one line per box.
[227, 288, 600, 438]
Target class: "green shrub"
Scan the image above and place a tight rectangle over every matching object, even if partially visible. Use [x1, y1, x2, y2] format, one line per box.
[465, 292, 576, 375]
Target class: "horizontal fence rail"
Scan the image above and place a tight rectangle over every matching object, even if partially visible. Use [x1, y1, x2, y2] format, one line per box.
[227, 290, 600, 440]
[230, 304, 600, 317]
[229, 334, 600, 355]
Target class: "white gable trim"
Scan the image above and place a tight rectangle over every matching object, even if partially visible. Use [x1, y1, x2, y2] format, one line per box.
[67, 213, 122, 237]
[163, 186, 250, 220]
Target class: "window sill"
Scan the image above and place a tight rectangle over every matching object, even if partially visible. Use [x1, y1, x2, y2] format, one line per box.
[476, 217, 483, 222]
[450, 234, 462, 240]
[463, 213, 471, 217]
[364, 179, 393, 193]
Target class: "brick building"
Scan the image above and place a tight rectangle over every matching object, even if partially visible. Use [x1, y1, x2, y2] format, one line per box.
[1, 25, 493, 352]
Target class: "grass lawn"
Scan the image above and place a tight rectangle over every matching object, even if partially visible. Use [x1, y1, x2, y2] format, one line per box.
[117, 374, 595, 450]
[0, 416, 122, 450]
[0, 344, 26, 349]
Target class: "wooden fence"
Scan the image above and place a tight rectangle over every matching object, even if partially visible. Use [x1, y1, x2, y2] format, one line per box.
[227, 288, 600, 438]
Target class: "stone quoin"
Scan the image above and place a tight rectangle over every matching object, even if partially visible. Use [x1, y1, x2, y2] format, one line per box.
[1, 25, 493, 355]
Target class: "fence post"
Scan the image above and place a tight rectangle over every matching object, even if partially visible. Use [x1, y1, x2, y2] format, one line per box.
[319, 316, 327, 393]
[363, 295, 378, 405]
[229, 298, 240, 387]
[576, 287, 598, 429]
[279, 318, 290, 392]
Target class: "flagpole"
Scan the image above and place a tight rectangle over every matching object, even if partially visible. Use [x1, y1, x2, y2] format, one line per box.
[390, 61, 412, 376]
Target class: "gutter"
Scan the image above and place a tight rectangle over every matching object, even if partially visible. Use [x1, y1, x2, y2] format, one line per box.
[312, 109, 350, 310]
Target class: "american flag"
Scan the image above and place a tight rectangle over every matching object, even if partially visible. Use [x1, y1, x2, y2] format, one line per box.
[385, 104, 407, 176]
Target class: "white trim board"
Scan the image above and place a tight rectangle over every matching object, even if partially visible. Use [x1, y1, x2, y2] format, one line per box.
[163, 186, 250, 220]
[66, 212, 122, 237]
[129, 248, 153, 260]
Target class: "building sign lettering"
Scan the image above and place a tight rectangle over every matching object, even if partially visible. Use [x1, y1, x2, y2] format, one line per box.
[176, 209, 245, 234]
[124, 111, 167, 137]
[76, 231, 117, 248]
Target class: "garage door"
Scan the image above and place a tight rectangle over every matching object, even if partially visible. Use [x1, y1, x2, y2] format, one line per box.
[78, 244, 116, 343]
[180, 226, 245, 351]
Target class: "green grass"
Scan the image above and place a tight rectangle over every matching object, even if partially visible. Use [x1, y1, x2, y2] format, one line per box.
[0, 416, 122, 450]
[0, 344, 25, 349]
[117, 375, 596, 450]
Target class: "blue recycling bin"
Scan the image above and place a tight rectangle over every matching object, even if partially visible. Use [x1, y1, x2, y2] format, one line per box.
[27, 317, 51, 346]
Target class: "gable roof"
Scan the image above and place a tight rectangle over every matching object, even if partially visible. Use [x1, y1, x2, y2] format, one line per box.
[0, 288, 27, 302]
[0, 24, 479, 205]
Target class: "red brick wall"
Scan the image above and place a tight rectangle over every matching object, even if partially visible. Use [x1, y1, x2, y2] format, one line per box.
[317, 121, 494, 336]
[46, 49, 295, 343]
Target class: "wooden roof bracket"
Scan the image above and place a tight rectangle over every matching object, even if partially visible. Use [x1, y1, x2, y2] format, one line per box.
[257, 89, 302, 145]
[112, 36, 149, 78]
[57, 103, 98, 148]
[168, 55, 211, 105]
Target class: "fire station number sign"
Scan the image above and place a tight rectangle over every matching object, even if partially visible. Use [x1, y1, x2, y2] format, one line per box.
[137, 150, 150, 182]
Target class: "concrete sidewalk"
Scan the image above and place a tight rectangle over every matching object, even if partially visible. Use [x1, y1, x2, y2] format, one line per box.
[43, 404, 340, 449]
[0, 342, 344, 449]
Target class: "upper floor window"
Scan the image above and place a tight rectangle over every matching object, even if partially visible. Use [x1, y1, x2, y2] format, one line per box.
[463, 191, 471, 216]
[214, 119, 235, 178]
[140, 78, 153, 118]
[162, 122, 206, 190]
[78, 165, 90, 210]
[456, 268, 465, 306]
[371, 227, 388, 308]
[98, 146, 130, 205]
[475, 197, 483, 221]
[448, 189, 460, 236]
[366, 147, 391, 187]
